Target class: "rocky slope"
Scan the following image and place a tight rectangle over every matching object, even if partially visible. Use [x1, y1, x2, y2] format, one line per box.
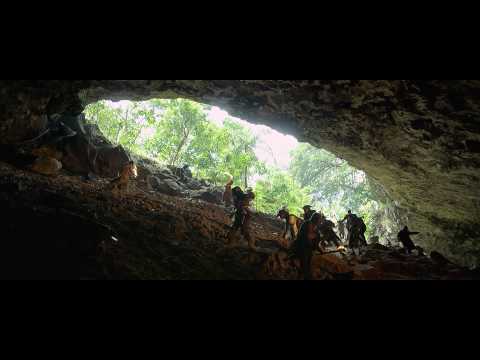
[1, 80, 480, 266]
[0, 157, 477, 280]
[0, 160, 286, 280]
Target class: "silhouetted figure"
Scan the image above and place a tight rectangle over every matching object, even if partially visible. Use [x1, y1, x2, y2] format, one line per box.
[341, 211, 365, 252]
[341, 210, 356, 231]
[397, 226, 419, 254]
[226, 187, 256, 250]
[223, 175, 234, 207]
[318, 217, 342, 248]
[338, 220, 346, 241]
[296, 212, 322, 280]
[181, 165, 192, 180]
[357, 217, 368, 247]
[303, 205, 316, 221]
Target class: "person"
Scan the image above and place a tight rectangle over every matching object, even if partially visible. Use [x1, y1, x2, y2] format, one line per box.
[295, 212, 322, 280]
[341, 210, 352, 236]
[318, 217, 342, 248]
[357, 217, 368, 247]
[337, 219, 346, 241]
[341, 210, 356, 231]
[226, 186, 256, 250]
[109, 161, 138, 193]
[303, 205, 316, 221]
[223, 175, 234, 207]
[277, 207, 302, 246]
[397, 226, 420, 254]
[180, 165, 192, 180]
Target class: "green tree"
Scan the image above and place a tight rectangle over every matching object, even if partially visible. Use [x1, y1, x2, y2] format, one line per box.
[221, 119, 266, 188]
[289, 143, 401, 240]
[84, 100, 156, 155]
[84, 99, 267, 188]
[254, 168, 312, 216]
[143, 99, 208, 166]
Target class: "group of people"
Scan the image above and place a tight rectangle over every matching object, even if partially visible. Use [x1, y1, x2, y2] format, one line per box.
[279, 207, 365, 280]
[222, 178, 422, 280]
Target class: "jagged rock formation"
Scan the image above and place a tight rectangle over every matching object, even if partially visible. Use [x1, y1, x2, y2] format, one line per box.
[1, 80, 480, 266]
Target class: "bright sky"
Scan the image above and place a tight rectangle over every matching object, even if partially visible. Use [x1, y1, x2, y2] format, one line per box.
[207, 106, 298, 170]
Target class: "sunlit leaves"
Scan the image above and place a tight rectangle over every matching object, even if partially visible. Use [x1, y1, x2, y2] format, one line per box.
[84, 99, 401, 240]
[289, 143, 401, 240]
[254, 168, 312, 216]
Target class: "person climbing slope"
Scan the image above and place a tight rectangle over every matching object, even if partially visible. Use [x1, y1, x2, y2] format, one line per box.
[226, 185, 256, 250]
[277, 207, 303, 246]
[295, 212, 322, 280]
[223, 174, 234, 207]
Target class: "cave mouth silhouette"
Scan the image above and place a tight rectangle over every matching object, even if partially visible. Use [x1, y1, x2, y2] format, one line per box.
[1, 80, 479, 270]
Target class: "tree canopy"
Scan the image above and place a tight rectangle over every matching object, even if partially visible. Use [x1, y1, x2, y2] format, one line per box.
[289, 143, 403, 239]
[84, 98, 401, 242]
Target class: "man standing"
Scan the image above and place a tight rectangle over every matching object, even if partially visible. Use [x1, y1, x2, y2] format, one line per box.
[277, 207, 302, 247]
[397, 226, 420, 254]
[296, 212, 322, 280]
[226, 187, 256, 250]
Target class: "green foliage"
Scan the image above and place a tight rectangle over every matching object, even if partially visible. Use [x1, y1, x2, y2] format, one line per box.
[289, 143, 401, 240]
[84, 99, 266, 187]
[143, 99, 207, 166]
[84, 99, 401, 240]
[84, 100, 155, 156]
[183, 118, 266, 186]
[290, 143, 366, 214]
[254, 168, 312, 216]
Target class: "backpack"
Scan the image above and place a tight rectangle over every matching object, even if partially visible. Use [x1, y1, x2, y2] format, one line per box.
[288, 221, 311, 259]
[231, 186, 244, 207]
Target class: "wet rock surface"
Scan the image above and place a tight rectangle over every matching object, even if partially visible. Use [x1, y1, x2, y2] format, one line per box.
[0, 80, 480, 266]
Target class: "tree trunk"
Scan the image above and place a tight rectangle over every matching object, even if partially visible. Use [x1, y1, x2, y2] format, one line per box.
[170, 130, 189, 166]
[115, 125, 125, 145]
[244, 166, 248, 189]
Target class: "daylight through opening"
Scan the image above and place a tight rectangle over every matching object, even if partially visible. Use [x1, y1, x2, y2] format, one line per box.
[83, 98, 402, 243]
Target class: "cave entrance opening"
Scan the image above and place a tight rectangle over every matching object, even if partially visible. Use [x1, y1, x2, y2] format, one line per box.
[83, 98, 401, 244]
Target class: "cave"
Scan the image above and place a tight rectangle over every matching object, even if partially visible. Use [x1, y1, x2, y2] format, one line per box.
[1, 80, 480, 279]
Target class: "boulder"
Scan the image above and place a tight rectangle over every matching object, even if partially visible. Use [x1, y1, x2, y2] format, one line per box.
[32, 145, 63, 161]
[92, 144, 130, 177]
[311, 254, 352, 278]
[31, 157, 62, 176]
[155, 178, 185, 196]
[190, 188, 223, 204]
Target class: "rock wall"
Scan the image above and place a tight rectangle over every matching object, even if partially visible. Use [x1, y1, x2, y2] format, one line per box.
[1, 80, 480, 265]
